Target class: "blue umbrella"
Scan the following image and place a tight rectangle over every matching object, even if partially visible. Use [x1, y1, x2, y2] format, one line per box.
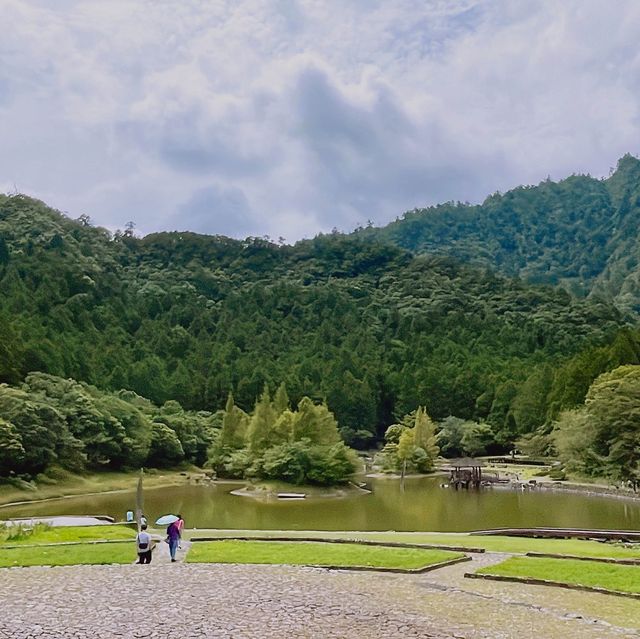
[155, 514, 179, 526]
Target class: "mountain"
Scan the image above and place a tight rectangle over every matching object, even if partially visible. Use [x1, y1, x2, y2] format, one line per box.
[1, 191, 638, 461]
[365, 154, 640, 314]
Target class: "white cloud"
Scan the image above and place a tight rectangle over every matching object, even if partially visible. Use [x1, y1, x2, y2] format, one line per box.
[1, 0, 639, 239]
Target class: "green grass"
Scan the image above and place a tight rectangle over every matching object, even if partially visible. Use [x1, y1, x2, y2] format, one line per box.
[186, 540, 463, 570]
[0, 541, 134, 567]
[0, 524, 134, 546]
[0, 467, 198, 506]
[476, 556, 640, 594]
[480, 462, 552, 481]
[185, 529, 640, 560]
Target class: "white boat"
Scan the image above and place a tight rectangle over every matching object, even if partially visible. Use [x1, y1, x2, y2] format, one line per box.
[276, 492, 306, 499]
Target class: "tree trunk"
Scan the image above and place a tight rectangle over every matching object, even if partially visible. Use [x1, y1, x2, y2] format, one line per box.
[135, 469, 144, 533]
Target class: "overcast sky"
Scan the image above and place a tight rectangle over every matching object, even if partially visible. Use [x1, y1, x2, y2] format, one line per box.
[1, 1, 639, 240]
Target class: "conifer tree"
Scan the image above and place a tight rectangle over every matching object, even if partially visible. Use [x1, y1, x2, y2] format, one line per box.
[291, 396, 316, 442]
[218, 392, 248, 449]
[312, 402, 342, 445]
[396, 427, 415, 484]
[273, 382, 290, 415]
[247, 384, 276, 452]
[413, 405, 439, 469]
[272, 409, 295, 443]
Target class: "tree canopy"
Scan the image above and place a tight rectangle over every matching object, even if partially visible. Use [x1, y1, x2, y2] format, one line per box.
[2, 159, 640, 483]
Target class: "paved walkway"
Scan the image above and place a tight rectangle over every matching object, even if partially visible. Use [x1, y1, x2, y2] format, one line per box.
[4, 517, 111, 527]
[1, 554, 638, 638]
[143, 537, 191, 564]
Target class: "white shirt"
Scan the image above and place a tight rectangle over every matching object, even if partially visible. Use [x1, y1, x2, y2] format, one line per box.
[136, 531, 152, 552]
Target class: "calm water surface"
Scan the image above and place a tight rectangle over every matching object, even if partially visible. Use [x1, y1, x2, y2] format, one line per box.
[2, 476, 640, 531]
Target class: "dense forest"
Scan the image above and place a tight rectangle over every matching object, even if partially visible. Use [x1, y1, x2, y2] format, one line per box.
[368, 154, 640, 315]
[1, 155, 640, 483]
[0, 373, 218, 477]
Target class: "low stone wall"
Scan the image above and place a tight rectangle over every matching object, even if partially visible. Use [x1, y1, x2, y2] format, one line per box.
[189, 535, 485, 554]
[465, 572, 640, 600]
[315, 555, 471, 574]
[526, 551, 640, 565]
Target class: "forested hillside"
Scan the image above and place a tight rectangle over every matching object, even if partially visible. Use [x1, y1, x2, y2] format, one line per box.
[368, 155, 640, 314]
[2, 189, 639, 481]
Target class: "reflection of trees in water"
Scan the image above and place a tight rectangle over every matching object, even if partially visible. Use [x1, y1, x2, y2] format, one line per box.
[3, 478, 640, 532]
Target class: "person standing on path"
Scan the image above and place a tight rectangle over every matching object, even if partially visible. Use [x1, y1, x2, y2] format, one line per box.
[136, 524, 153, 564]
[167, 520, 181, 562]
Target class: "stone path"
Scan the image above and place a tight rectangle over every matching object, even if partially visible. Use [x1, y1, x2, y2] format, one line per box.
[143, 537, 191, 564]
[0, 554, 638, 638]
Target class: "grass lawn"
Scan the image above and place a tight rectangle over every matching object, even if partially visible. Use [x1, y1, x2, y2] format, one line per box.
[0, 524, 134, 546]
[0, 467, 198, 506]
[480, 462, 551, 481]
[186, 540, 463, 570]
[476, 556, 640, 594]
[185, 529, 640, 561]
[0, 541, 134, 568]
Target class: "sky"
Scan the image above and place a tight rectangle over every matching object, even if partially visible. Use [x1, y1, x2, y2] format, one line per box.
[1, 0, 639, 241]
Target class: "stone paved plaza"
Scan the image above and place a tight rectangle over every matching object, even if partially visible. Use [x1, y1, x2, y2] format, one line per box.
[1, 555, 639, 638]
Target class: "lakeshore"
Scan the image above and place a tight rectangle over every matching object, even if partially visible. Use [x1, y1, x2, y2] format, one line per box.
[0, 468, 200, 508]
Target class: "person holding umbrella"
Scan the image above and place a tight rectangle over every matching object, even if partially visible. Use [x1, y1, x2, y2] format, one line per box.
[166, 519, 181, 562]
[174, 513, 185, 549]
[175, 514, 184, 537]
[156, 514, 181, 562]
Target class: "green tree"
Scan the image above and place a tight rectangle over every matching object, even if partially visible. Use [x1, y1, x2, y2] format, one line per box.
[0, 385, 77, 475]
[273, 382, 290, 415]
[217, 393, 248, 450]
[0, 417, 24, 475]
[437, 416, 466, 456]
[413, 406, 439, 470]
[553, 365, 640, 487]
[147, 422, 185, 467]
[553, 408, 597, 475]
[247, 384, 276, 453]
[460, 422, 494, 457]
[396, 428, 415, 473]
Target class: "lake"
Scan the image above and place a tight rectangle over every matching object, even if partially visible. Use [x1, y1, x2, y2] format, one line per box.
[2, 476, 640, 531]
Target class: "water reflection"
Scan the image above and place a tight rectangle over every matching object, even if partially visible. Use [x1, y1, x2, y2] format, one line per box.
[2, 476, 639, 531]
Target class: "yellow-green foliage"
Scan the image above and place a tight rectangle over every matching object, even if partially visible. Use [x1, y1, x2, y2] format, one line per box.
[209, 388, 356, 485]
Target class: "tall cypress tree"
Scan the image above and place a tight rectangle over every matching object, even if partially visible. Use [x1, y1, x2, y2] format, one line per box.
[247, 384, 276, 453]
[413, 406, 439, 471]
[219, 392, 247, 449]
[273, 382, 290, 415]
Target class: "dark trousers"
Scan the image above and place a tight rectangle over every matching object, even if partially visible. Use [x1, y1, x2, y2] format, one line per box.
[137, 550, 152, 564]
